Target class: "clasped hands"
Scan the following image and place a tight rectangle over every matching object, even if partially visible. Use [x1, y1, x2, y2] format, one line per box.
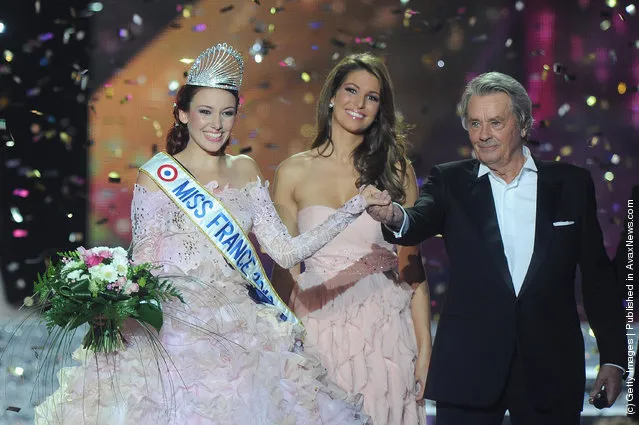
[360, 185, 403, 228]
[359, 185, 391, 209]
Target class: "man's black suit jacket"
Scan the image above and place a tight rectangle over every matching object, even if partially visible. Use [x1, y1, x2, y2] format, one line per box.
[383, 158, 627, 411]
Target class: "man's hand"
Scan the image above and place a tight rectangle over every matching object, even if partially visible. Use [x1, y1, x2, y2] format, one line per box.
[589, 364, 624, 407]
[367, 201, 403, 228]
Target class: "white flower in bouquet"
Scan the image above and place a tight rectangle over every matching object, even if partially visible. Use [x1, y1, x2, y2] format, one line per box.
[61, 258, 82, 273]
[110, 247, 129, 260]
[89, 264, 119, 284]
[111, 255, 129, 276]
[66, 269, 88, 281]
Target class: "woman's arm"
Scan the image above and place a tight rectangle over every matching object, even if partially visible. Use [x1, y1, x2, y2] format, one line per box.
[397, 162, 432, 401]
[270, 159, 302, 305]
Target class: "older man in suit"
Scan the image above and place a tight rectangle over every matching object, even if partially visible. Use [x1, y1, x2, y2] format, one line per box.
[368, 71, 627, 424]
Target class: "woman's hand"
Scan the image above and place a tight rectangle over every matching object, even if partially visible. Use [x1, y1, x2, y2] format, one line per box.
[414, 349, 430, 403]
[359, 185, 392, 208]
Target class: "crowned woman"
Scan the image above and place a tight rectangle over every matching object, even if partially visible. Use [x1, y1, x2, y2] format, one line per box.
[32, 42, 390, 425]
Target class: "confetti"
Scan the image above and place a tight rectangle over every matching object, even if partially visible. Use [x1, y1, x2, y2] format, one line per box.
[13, 229, 28, 238]
[108, 171, 121, 183]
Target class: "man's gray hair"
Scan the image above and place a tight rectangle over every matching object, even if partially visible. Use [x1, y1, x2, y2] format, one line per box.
[458, 72, 534, 139]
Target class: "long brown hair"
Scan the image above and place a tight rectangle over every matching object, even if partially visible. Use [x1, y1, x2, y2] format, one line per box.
[312, 53, 408, 203]
[166, 85, 239, 155]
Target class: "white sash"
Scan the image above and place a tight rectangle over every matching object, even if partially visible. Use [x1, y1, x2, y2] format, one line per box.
[140, 152, 301, 325]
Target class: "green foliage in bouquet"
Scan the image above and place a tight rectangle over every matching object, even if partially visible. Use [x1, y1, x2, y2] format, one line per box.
[32, 246, 185, 352]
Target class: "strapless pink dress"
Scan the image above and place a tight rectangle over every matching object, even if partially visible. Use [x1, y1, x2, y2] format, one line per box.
[291, 206, 425, 425]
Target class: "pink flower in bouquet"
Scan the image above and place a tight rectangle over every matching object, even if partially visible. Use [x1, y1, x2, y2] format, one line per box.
[97, 249, 113, 259]
[84, 255, 104, 268]
[124, 282, 139, 295]
[116, 277, 127, 291]
[78, 247, 111, 268]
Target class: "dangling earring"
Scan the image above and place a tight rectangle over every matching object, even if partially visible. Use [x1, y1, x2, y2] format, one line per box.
[329, 101, 334, 109]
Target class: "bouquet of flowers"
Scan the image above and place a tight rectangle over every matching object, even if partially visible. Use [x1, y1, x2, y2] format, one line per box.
[31, 246, 184, 352]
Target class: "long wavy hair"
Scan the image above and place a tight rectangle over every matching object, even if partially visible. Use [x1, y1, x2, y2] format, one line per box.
[312, 53, 408, 203]
[166, 85, 239, 155]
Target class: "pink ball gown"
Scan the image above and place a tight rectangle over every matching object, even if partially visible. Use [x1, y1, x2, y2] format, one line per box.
[291, 206, 425, 425]
[33, 180, 371, 425]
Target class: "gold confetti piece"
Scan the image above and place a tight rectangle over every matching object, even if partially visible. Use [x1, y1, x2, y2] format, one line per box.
[303, 92, 315, 104]
[108, 171, 121, 183]
[618, 82, 627, 94]
[560, 146, 573, 156]
[60, 131, 71, 145]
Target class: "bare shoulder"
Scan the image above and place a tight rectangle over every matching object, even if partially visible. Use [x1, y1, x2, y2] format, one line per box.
[135, 170, 161, 192]
[276, 150, 316, 178]
[230, 154, 260, 171]
[227, 154, 264, 185]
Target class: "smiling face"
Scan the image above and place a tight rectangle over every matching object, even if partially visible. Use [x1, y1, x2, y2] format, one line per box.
[329, 69, 381, 135]
[177, 88, 237, 155]
[467, 92, 526, 173]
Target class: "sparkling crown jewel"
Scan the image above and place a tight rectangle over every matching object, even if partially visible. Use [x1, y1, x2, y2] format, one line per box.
[186, 43, 244, 91]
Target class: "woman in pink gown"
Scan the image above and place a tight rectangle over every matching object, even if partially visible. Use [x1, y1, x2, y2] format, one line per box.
[31, 43, 388, 425]
[272, 53, 432, 425]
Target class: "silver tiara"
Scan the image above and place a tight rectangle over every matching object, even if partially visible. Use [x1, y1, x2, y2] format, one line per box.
[186, 43, 244, 91]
